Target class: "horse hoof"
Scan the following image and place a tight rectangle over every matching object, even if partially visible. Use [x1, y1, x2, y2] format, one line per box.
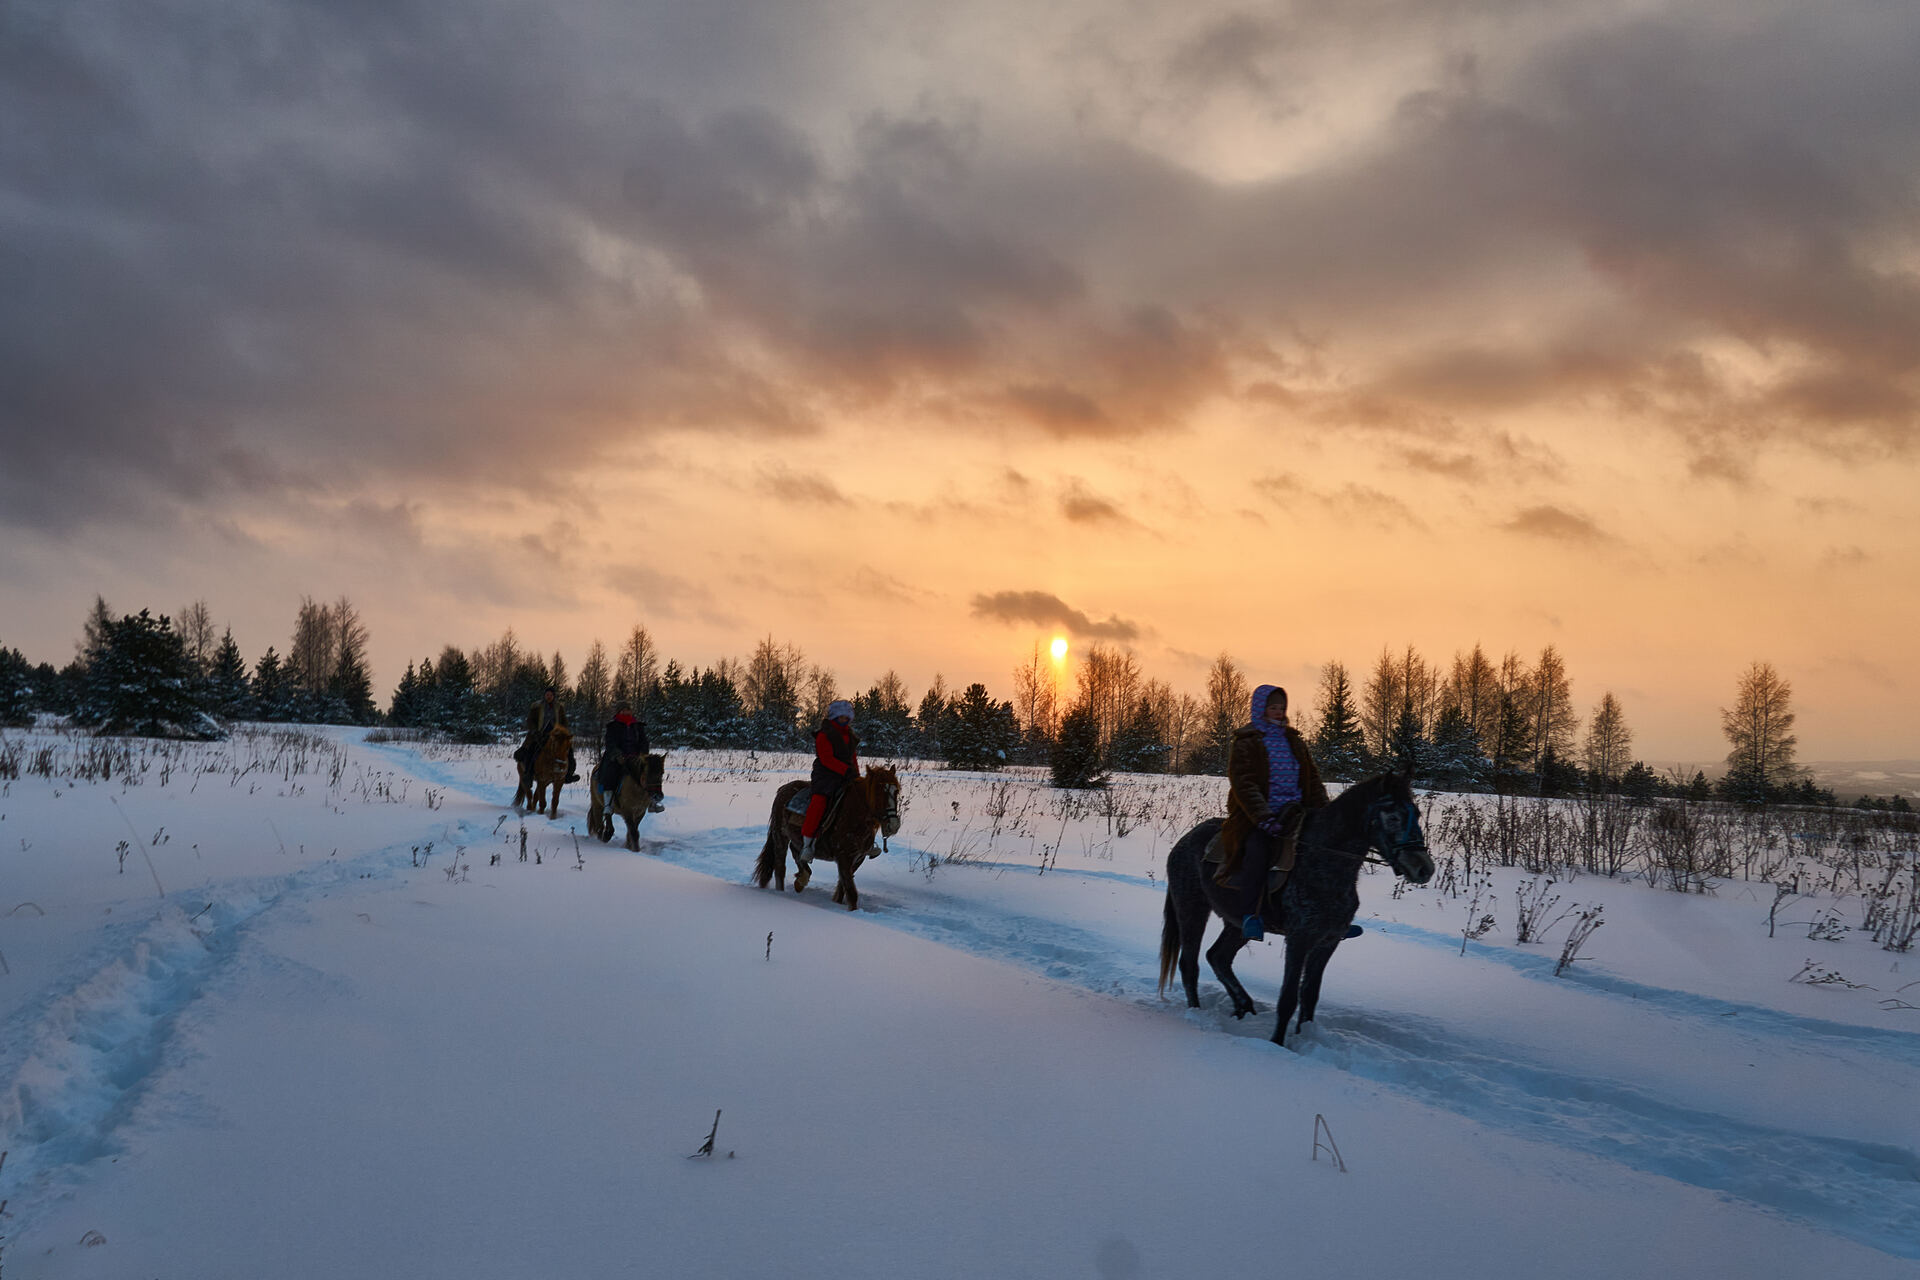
[794, 867, 811, 892]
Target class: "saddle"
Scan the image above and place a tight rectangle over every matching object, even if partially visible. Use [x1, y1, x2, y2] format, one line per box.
[1205, 803, 1305, 893]
[786, 786, 847, 833]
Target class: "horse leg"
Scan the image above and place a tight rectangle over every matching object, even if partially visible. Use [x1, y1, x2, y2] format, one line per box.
[839, 857, 858, 911]
[1271, 939, 1309, 1046]
[1175, 892, 1211, 1009]
[549, 780, 561, 819]
[626, 814, 640, 852]
[792, 829, 811, 893]
[1296, 941, 1340, 1028]
[1205, 927, 1259, 1019]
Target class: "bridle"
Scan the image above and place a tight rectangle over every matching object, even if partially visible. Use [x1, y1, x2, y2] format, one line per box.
[870, 773, 902, 853]
[1298, 795, 1431, 882]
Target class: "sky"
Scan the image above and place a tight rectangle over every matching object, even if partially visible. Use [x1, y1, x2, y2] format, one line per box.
[3, 0, 1918, 761]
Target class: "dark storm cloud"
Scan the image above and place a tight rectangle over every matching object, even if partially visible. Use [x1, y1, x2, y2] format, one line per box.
[5, 0, 1919, 542]
[970, 591, 1141, 642]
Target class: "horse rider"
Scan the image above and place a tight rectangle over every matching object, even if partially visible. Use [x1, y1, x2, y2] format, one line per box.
[519, 685, 577, 781]
[800, 699, 860, 865]
[598, 700, 653, 802]
[1216, 684, 1328, 940]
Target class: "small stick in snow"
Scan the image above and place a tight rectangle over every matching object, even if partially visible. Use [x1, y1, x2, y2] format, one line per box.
[689, 1110, 732, 1159]
[1311, 1114, 1346, 1173]
[765, 931, 773, 961]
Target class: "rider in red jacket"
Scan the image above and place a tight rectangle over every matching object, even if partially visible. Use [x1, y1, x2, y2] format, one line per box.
[800, 700, 858, 863]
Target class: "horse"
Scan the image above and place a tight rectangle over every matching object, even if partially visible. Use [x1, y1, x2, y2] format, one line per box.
[589, 752, 667, 852]
[512, 724, 574, 818]
[1158, 769, 1434, 1046]
[753, 765, 903, 910]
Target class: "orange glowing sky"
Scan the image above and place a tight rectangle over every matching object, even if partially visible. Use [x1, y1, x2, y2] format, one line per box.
[3, 0, 1917, 762]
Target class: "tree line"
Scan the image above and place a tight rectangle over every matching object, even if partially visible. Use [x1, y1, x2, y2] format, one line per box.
[0, 599, 1850, 807]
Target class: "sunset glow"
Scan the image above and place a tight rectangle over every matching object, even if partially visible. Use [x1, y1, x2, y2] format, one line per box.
[1, 0, 1916, 764]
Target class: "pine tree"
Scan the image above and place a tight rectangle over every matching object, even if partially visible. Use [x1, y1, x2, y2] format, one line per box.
[251, 647, 294, 721]
[1428, 702, 1488, 791]
[78, 610, 220, 738]
[330, 644, 377, 724]
[1619, 761, 1660, 804]
[0, 642, 34, 726]
[1386, 704, 1436, 779]
[1107, 697, 1164, 774]
[944, 683, 1005, 771]
[1309, 663, 1369, 782]
[389, 661, 423, 726]
[207, 629, 251, 719]
[1049, 705, 1106, 789]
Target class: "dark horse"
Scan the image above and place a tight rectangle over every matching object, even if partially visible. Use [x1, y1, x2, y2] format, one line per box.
[588, 752, 667, 852]
[754, 765, 903, 911]
[1159, 770, 1434, 1046]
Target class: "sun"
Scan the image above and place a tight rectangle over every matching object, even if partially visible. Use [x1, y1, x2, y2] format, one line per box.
[1050, 636, 1069, 662]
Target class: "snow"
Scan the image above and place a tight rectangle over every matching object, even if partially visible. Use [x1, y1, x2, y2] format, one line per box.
[2, 724, 1917, 1276]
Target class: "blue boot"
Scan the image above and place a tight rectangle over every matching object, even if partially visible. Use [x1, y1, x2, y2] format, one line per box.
[1241, 914, 1265, 941]
[1345, 924, 1364, 939]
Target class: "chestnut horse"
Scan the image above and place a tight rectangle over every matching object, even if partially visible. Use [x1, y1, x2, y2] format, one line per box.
[754, 765, 902, 910]
[589, 752, 667, 852]
[513, 724, 574, 819]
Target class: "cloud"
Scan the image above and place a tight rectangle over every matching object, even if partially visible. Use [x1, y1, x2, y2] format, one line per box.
[1501, 504, 1611, 544]
[1058, 478, 1135, 525]
[6, 0, 1920, 550]
[757, 464, 852, 506]
[1251, 472, 1424, 530]
[969, 590, 1141, 642]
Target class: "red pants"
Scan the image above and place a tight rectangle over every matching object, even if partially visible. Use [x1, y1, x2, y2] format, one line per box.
[801, 794, 829, 837]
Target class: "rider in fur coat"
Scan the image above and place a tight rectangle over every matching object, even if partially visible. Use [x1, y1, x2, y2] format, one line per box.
[1217, 684, 1328, 939]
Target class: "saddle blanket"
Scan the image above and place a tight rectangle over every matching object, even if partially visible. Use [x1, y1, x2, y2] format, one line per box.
[785, 787, 813, 818]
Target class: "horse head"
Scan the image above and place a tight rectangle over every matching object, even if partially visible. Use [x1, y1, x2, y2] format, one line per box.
[1364, 768, 1433, 884]
[642, 752, 667, 804]
[864, 765, 902, 838]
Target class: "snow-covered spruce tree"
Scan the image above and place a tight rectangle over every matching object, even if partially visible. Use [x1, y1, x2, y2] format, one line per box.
[0, 642, 35, 726]
[943, 683, 1003, 771]
[78, 610, 222, 739]
[1428, 703, 1489, 791]
[1107, 696, 1165, 774]
[1049, 704, 1107, 789]
[207, 628, 252, 719]
[1308, 662, 1369, 782]
[251, 647, 294, 721]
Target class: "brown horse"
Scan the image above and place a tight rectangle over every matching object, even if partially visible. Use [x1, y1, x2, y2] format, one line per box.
[513, 724, 574, 818]
[754, 765, 902, 910]
[589, 752, 667, 851]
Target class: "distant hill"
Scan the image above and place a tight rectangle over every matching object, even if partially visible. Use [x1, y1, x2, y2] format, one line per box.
[1799, 761, 1920, 803]
[1640, 760, 1920, 802]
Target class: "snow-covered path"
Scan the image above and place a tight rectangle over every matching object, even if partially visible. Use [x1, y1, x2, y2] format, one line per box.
[3, 730, 1916, 1275]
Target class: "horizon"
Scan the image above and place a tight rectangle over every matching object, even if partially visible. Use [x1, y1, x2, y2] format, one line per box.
[3, 0, 1917, 762]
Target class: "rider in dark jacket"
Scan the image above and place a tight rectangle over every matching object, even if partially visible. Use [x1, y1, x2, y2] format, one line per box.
[598, 702, 651, 800]
[519, 686, 576, 780]
[800, 700, 859, 863]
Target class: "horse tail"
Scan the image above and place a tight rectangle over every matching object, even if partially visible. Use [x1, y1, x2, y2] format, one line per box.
[755, 781, 803, 889]
[1158, 888, 1179, 999]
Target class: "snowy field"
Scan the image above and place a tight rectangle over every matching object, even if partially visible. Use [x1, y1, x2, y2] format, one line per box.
[2, 724, 1917, 1278]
